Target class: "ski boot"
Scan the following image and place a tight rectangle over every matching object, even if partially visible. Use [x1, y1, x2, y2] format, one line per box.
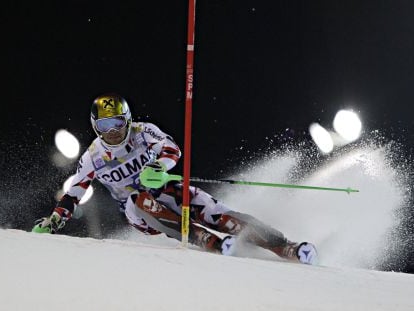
[296, 242, 318, 265]
[273, 241, 317, 265]
[216, 213, 317, 264]
[191, 225, 237, 256]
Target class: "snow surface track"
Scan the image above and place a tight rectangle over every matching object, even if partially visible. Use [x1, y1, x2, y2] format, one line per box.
[1, 229, 413, 311]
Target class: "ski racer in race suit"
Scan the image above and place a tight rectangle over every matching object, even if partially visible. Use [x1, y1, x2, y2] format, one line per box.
[33, 93, 317, 264]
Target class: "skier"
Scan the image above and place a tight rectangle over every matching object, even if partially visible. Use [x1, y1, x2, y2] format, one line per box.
[33, 93, 317, 264]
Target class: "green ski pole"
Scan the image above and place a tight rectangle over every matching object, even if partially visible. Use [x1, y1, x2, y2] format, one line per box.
[139, 167, 359, 194]
[189, 177, 359, 194]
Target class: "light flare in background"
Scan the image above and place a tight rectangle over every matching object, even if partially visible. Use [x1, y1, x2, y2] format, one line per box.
[55, 129, 80, 159]
[309, 123, 334, 153]
[63, 175, 93, 204]
[310, 109, 362, 154]
[333, 110, 362, 142]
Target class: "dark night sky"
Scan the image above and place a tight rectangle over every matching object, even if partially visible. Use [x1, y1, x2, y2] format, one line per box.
[3, 1, 414, 270]
[5, 1, 414, 165]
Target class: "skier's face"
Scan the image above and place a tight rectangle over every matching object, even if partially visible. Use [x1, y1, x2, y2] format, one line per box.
[101, 127, 127, 145]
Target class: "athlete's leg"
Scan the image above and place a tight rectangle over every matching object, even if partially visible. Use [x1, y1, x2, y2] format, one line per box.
[163, 184, 311, 262]
[124, 193, 161, 235]
[126, 190, 235, 255]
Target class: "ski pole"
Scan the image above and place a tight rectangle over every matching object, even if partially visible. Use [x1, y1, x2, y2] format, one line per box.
[189, 177, 359, 194]
[139, 167, 359, 194]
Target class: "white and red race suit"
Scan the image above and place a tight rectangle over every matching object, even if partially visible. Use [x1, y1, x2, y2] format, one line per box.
[56, 121, 291, 255]
[56, 122, 233, 234]
[56, 122, 180, 228]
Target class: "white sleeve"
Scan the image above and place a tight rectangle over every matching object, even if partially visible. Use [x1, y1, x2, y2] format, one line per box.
[65, 150, 96, 202]
[142, 123, 182, 170]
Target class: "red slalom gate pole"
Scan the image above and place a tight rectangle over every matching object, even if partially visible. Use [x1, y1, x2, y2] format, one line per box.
[182, 0, 196, 247]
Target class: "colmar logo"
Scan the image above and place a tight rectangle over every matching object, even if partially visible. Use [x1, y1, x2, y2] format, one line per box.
[95, 150, 154, 183]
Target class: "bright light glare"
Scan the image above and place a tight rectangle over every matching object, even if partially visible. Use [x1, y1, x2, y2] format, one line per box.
[333, 110, 362, 142]
[55, 129, 80, 159]
[63, 175, 93, 204]
[309, 123, 334, 153]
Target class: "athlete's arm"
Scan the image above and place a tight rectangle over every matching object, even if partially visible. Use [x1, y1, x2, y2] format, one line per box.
[142, 123, 181, 170]
[55, 150, 96, 216]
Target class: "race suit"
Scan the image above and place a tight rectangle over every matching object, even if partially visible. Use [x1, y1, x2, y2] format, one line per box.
[57, 122, 178, 231]
[56, 122, 291, 255]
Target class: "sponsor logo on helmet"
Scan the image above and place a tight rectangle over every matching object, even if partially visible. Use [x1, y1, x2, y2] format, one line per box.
[98, 97, 123, 118]
[103, 98, 114, 108]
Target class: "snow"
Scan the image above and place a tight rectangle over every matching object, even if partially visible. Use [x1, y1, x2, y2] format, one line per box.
[1, 229, 413, 311]
[2, 142, 412, 310]
[219, 145, 408, 270]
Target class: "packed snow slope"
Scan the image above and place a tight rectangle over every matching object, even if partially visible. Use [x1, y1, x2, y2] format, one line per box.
[1, 229, 413, 311]
[2, 139, 413, 310]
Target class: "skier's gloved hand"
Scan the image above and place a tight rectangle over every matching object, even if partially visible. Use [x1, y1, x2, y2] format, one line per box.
[32, 207, 72, 234]
[142, 160, 167, 173]
[139, 160, 168, 189]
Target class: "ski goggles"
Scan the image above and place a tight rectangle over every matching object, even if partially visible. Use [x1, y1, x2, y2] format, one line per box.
[95, 116, 127, 133]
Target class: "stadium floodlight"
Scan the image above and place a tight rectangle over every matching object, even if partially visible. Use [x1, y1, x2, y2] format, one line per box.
[309, 123, 334, 154]
[55, 129, 80, 159]
[333, 110, 362, 142]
